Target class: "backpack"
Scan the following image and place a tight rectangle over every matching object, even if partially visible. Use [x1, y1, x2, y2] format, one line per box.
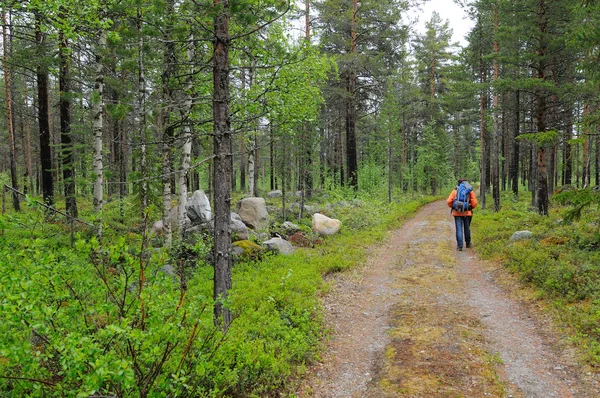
[453, 181, 473, 212]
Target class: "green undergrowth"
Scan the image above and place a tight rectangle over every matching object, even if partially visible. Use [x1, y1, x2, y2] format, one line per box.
[473, 189, 600, 365]
[0, 193, 434, 397]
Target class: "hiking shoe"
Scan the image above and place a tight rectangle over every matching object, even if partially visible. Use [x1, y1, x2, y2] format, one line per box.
[458, 246, 463, 251]
[466, 243, 471, 248]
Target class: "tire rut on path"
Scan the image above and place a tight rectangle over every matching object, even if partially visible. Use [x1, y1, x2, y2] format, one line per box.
[297, 200, 599, 397]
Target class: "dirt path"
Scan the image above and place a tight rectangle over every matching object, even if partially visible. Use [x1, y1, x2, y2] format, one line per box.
[296, 200, 600, 397]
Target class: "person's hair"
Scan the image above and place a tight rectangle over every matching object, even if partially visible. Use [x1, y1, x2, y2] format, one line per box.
[458, 178, 467, 184]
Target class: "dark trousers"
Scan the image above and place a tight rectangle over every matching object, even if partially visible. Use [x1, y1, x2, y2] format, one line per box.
[454, 216, 472, 248]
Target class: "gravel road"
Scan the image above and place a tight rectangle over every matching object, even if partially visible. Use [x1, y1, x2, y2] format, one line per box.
[296, 200, 599, 397]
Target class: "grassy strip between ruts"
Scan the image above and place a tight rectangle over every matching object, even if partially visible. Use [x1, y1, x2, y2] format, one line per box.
[0, 194, 436, 397]
[472, 190, 600, 367]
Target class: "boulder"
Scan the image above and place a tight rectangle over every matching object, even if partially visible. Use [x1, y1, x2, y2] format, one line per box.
[237, 197, 269, 230]
[232, 240, 263, 261]
[510, 230, 533, 242]
[281, 221, 301, 233]
[262, 237, 295, 255]
[312, 213, 342, 236]
[231, 217, 249, 241]
[267, 190, 282, 198]
[182, 220, 213, 239]
[150, 220, 165, 236]
[186, 190, 212, 225]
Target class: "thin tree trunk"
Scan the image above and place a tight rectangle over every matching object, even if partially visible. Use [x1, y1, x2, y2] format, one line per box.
[2, 7, 19, 211]
[36, 13, 53, 207]
[212, 0, 233, 330]
[248, 141, 255, 197]
[59, 26, 78, 218]
[511, 89, 520, 195]
[582, 104, 590, 188]
[346, 0, 358, 189]
[240, 66, 247, 192]
[270, 124, 274, 191]
[478, 14, 487, 210]
[161, 0, 176, 247]
[492, 6, 500, 211]
[535, 0, 549, 215]
[93, 31, 107, 236]
[178, 37, 195, 236]
[24, 83, 33, 194]
[137, 8, 148, 215]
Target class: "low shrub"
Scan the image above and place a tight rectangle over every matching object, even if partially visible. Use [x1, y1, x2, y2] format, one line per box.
[474, 190, 600, 365]
[0, 192, 435, 396]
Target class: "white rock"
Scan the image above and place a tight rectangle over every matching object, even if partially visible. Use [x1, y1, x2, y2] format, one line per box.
[312, 213, 341, 236]
[186, 190, 212, 225]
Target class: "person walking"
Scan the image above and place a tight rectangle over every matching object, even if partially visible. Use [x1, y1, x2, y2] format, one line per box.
[447, 179, 478, 251]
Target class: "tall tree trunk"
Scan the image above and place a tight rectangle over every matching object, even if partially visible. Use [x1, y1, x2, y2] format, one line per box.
[178, 37, 195, 236]
[511, 89, 520, 195]
[2, 7, 19, 211]
[478, 14, 487, 210]
[161, 0, 176, 247]
[479, 74, 487, 209]
[137, 8, 148, 215]
[59, 27, 77, 218]
[492, 6, 500, 211]
[36, 13, 53, 207]
[24, 83, 33, 194]
[212, 0, 233, 330]
[534, 0, 549, 215]
[346, 0, 358, 189]
[93, 31, 107, 236]
[248, 141, 255, 197]
[582, 104, 591, 188]
[270, 124, 275, 190]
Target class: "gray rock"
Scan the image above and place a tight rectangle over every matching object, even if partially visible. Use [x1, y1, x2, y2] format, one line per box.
[230, 212, 242, 222]
[150, 220, 165, 236]
[262, 237, 295, 255]
[237, 197, 269, 230]
[186, 190, 212, 225]
[282, 221, 301, 233]
[182, 220, 213, 239]
[231, 218, 249, 241]
[267, 190, 282, 198]
[510, 230, 533, 242]
[232, 245, 247, 261]
[250, 231, 270, 242]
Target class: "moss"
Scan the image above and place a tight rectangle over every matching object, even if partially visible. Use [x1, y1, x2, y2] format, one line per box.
[233, 240, 263, 256]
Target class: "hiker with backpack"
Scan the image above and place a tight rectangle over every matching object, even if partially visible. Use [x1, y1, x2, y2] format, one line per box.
[447, 178, 478, 251]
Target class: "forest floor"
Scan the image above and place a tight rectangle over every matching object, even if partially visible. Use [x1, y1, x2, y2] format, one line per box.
[296, 200, 600, 397]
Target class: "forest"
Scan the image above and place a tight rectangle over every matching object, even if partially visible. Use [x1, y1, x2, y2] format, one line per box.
[1, 0, 600, 396]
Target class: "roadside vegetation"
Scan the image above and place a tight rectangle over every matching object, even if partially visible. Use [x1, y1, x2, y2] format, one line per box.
[0, 181, 435, 397]
[474, 188, 600, 365]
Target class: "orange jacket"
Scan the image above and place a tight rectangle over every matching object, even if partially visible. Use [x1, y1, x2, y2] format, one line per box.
[447, 189, 478, 217]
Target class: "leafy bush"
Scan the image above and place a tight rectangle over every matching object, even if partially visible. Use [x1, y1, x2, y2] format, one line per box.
[0, 192, 434, 396]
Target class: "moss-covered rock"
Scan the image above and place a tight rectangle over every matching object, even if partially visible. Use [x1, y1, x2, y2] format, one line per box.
[232, 240, 264, 262]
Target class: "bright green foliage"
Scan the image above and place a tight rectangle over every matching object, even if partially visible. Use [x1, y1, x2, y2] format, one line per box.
[0, 191, 433, 396]
[474, 190, 600, 364]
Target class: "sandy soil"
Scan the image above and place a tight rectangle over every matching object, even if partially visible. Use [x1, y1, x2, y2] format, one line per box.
[296, 200, 600, 397]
